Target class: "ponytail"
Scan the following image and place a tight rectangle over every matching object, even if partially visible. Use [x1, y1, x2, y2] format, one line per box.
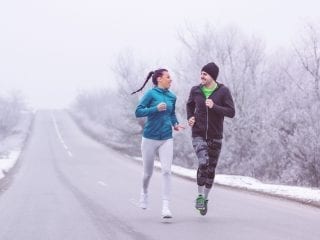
[131, 68, 168, 95]
[131, 71, 154, 95]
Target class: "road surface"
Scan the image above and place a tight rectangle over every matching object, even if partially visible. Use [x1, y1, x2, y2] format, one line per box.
[0, 110, 319, 240]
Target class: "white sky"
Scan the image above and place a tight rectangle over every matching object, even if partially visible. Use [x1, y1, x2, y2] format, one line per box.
[0, 0, 319, 109]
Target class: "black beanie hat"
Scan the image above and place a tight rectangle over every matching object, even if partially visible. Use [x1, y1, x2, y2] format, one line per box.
[201, 62, 219, 80]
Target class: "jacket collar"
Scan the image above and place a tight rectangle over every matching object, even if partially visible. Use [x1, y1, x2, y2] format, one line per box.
[154, 86, 169, 93]
[196, 82, 222, 91]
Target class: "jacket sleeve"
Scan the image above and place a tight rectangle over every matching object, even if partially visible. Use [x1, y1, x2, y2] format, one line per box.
[186, 87, 196, 120]
[135, 91, 158, 118]
[170, 98, 179, 126]
[211, 87, 235, 118]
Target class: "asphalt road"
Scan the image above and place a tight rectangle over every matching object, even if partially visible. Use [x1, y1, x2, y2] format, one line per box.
[0, 110, 319, 240]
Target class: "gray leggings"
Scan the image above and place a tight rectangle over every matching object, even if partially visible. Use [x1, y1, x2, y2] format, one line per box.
[141, 137, 173, 201]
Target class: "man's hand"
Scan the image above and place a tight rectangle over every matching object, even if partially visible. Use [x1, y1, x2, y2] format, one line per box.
[188, 116, 195, 127]
[205, 99, 214, 108]
[157, 102, 167, 111]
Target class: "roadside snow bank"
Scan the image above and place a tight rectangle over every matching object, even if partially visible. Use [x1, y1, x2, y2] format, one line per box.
[0, 112, 33, 180]
[0, 151, 21, 175]
[132, 156, 320, 207]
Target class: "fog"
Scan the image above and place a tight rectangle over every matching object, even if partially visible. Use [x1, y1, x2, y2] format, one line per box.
[0, 0, 319, 109]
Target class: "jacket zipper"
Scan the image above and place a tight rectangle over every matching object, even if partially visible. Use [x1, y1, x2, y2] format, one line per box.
[200, 87, 209, 140]
[161, 91, 166, 140]
[203, 84, 218, 140]
[206, 105, 208, 139]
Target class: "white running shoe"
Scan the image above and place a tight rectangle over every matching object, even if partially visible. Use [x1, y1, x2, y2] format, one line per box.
[139, 192, 148, 209]
[161, 200, 172, 218]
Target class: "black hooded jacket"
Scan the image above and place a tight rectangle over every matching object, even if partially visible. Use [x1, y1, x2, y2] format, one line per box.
[186, 83, 235, 139]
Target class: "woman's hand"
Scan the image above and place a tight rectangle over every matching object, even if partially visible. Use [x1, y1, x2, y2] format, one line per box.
[173, 124, 185, 131]
[157, 102, 167, 111]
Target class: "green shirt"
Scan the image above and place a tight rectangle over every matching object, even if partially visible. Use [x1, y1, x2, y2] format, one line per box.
[201, 84, 218, 99]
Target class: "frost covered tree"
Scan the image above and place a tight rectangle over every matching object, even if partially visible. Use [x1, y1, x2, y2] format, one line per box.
[174, 24, 267, 172]
[0, 91, 26, 139]
[72, 50, 151, 155]
[254, 22, 320, 187]
[111, 50, 149, 136]
[285, 23, 320, 187]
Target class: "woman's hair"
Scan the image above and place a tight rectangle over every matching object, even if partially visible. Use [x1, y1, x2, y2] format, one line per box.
[131, 68, 168, 95]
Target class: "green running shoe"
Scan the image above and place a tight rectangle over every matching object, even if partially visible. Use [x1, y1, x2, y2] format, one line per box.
[199, 199, 208, 216]
[195, 195, 205, 210]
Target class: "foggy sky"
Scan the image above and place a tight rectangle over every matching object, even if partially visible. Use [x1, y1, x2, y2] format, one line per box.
[0, 0, 319, 109]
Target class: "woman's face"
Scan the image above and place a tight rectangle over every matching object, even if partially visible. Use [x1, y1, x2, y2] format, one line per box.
[157, 71, 172, 89]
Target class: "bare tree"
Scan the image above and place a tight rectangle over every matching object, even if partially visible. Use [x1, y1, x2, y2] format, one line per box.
[293, 22, 320, 100]
[0, 91, 27, 140]
[111, 49, 150, 135]
[72, 50, 152, 155]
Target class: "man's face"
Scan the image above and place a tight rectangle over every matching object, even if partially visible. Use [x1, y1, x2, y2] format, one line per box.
[200, 71, 214, 86]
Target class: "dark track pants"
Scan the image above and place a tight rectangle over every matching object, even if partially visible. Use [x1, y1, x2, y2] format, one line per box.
[192, 137, 222, 188]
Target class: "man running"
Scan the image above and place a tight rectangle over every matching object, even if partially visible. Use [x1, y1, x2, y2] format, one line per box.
[186, 62, 235, 215]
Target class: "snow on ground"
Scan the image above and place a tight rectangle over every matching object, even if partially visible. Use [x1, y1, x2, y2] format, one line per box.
[132, 156, 320, 207]
[0, 112, 33, 180]
[0, 151, 21, 177]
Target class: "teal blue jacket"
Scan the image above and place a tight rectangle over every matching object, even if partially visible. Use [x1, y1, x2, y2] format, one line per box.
[135, 87, 179, 140]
